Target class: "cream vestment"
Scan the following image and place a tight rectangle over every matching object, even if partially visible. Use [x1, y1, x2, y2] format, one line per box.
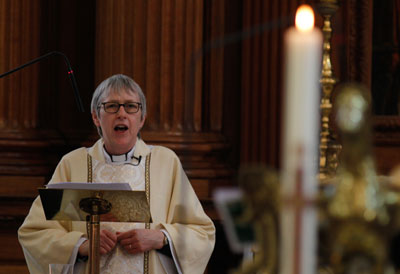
[18, 139, 215, 274]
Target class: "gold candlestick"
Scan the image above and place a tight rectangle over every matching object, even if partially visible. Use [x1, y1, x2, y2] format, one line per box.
[316, 0, 341, 180]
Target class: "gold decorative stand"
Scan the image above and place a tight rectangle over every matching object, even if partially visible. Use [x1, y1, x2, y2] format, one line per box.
[318, 83, 394, 273]
[79, 194, 112, 274]
[234, 167, 280, 274]
[315, 0, 341, 180]
[39, 187, 151, 274]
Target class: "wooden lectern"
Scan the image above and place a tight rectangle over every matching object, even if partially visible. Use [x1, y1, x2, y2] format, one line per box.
[39, 183, 151, 274]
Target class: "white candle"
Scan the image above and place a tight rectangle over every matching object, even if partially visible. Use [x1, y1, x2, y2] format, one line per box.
[280, 5, 322, 274]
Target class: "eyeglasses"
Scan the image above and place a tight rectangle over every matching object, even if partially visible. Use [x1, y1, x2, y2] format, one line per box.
[100, 102, 142, 114]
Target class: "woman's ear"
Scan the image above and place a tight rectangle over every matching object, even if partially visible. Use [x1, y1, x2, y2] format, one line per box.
[92, 111, 100, 127]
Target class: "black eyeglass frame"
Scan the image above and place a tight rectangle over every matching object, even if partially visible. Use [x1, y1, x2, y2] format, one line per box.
[99, 102, 142, 114]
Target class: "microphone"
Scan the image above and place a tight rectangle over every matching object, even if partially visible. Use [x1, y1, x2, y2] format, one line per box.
[0, 51, 84, 112]
[125, 155, 142, 167]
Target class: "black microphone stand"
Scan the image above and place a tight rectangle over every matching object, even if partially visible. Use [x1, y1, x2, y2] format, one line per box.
[0, 51, 84, 112]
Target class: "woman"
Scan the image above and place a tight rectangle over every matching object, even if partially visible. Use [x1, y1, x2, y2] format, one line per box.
[18, 74, 215, 274]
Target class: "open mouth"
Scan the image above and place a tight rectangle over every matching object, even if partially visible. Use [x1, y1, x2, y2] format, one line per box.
[114, 125, 128, 132]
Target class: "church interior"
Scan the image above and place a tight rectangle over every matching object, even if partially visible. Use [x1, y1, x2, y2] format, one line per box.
[1, 0, 400, 273]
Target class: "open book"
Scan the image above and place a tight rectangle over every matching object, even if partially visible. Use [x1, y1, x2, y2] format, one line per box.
[40, 182, 151, 222]
[46, 182, 132, 191]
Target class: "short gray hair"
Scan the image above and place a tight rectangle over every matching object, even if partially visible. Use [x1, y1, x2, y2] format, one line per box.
[91, 74, 147, 136]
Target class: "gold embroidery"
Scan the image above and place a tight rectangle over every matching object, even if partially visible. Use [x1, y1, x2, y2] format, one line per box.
[144, 153, 151, 274]
[86, 154, 93, 237]
[145, 154, 151, 205]
[87, 153, 93, 183]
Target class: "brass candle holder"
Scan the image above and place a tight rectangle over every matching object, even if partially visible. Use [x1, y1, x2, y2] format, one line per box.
[316, 0, 342, 180]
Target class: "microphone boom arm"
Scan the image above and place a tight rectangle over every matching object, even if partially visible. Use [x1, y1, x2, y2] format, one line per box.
[0, 51, 84, 112]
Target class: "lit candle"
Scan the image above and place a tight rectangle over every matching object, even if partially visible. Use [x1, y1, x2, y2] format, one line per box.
[280, 5, 322, 274]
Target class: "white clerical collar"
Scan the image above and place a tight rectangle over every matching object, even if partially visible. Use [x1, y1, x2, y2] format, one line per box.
[103, 145, 136, 164]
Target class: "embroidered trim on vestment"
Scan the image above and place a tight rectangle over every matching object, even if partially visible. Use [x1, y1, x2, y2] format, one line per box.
[144, 153, 151, 274]
[87, 153, 93, 183]
[86, 154, 93, 237]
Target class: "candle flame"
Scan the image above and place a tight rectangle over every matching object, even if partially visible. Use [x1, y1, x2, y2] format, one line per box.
[295, 5, 315, 32]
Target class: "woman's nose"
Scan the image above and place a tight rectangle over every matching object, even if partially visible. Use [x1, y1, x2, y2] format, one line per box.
[116, 104, 128, 116]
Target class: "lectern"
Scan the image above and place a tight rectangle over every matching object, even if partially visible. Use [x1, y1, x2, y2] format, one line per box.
[39, 183, 151, 274]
